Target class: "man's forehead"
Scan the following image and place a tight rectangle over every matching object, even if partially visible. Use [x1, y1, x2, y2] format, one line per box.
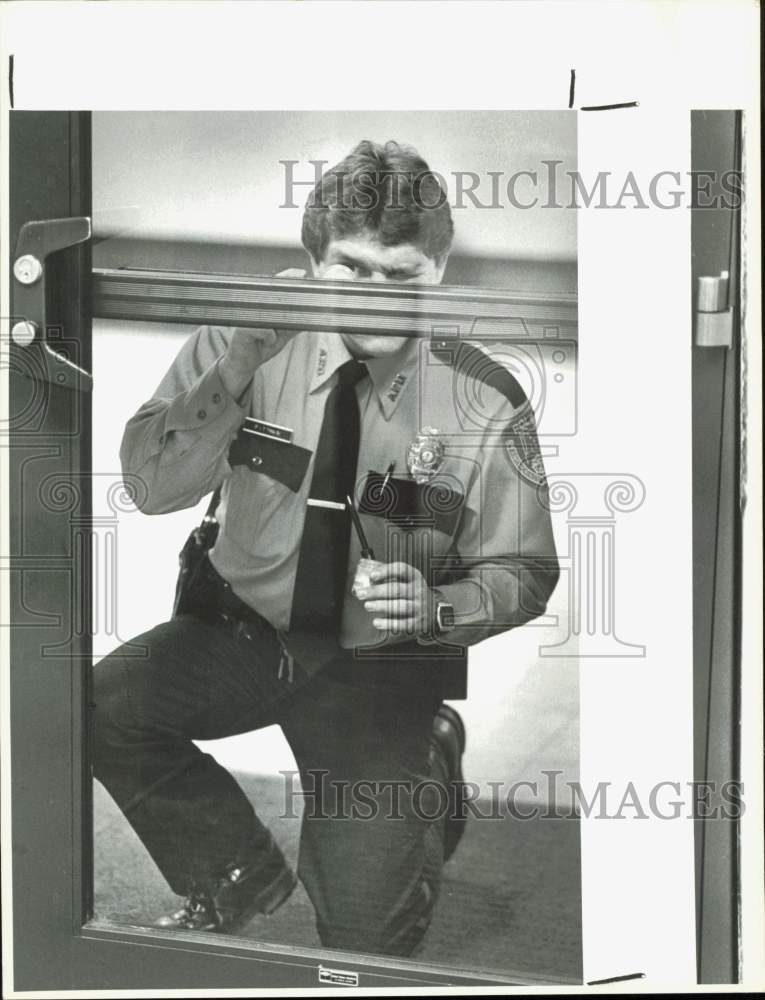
[324, 236, 429, 267]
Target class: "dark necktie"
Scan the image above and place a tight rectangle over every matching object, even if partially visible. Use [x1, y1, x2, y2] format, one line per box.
[287, 359, 368, 668]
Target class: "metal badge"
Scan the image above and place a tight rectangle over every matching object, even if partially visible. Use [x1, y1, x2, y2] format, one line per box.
[406, 426, 445, 484]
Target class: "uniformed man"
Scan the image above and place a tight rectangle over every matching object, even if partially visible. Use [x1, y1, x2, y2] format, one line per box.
[93, 140, 559, 956]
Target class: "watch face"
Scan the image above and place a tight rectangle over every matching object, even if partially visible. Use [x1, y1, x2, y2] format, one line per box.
[437, 602, 455, 631]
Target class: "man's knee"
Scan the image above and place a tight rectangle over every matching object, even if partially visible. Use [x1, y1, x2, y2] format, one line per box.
[315, 871, 440, 957]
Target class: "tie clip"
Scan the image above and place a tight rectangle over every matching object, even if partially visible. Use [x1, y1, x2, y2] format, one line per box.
[307, 498, 346, 511]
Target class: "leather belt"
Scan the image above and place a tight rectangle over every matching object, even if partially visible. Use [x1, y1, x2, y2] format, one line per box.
[191, 555, 275, 638]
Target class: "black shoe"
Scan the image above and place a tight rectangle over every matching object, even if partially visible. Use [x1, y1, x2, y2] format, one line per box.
[155, 838, 297, 934]
[430, 704, 467, 862]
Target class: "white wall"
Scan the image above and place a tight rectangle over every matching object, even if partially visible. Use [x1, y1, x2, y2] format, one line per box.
[92, 110, 577, 261]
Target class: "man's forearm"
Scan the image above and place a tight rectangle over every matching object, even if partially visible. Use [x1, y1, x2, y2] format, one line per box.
[438, 556, 560, 647]
[120, 358, 246, 514]
[217, 350, 255, 403]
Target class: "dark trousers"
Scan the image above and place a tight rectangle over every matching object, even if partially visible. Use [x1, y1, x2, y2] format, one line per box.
[92, 609, 447, 956]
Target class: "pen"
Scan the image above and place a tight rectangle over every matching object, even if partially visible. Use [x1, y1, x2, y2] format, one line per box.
[381, 461, 395, 492]
[346, 494, 375, 560]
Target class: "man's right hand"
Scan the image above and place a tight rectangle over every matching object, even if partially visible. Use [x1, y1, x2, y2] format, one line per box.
[217, 268, 306, 401]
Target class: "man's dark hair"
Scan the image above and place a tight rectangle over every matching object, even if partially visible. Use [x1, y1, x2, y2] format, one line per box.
[301, 140, 454, 264]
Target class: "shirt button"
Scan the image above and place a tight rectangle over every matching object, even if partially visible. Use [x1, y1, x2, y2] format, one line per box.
[159, 434, 165, 444]
[212, 393, 221, 404]
[197, 408, 207, 420]
[251, 456, 262, 466]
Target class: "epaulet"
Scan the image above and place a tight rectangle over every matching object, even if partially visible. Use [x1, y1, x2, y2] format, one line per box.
[429, 339, 528, 411]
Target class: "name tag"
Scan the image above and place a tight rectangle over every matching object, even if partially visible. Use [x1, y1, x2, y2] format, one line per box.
[242, 417, 294, 444]
[229, 424, 311, 492]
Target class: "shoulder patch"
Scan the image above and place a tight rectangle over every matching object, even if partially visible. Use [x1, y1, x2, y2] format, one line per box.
[504, 403, 547, 487]
[429, 340, 528, 409]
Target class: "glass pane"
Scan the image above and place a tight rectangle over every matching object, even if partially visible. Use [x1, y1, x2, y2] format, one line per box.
[89, 111, 580, 982]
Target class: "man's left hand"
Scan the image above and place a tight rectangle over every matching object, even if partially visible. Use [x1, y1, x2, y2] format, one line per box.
[360, 562, 435, 637]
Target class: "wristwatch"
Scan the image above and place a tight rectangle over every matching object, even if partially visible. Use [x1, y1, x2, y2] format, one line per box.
[431, 589, 456, 635]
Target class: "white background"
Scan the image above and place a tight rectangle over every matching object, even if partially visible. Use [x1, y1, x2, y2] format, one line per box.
[1, 0, 762, 994]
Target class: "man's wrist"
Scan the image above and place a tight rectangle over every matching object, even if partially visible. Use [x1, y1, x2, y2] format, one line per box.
[217, 352, 254, 404]
[430, 588, 456, 635]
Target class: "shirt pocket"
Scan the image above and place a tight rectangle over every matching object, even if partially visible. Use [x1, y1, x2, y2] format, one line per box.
[228, 429, 312, 491]
[221, 435, 312, 555]
[357, 469, 467, 542]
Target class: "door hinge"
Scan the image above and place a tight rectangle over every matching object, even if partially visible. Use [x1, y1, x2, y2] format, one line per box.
[695, 270, 733, 349]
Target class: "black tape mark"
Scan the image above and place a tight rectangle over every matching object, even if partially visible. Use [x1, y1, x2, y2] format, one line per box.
[8, 54, 14, 109]
[586, 972, 646, 985]
[568, 70, 637, 111]
[581, 101, 639, 111]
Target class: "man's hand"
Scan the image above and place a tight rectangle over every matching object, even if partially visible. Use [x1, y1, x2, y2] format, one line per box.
[217, 268, 306, 400]
[358, 561, 435, 637]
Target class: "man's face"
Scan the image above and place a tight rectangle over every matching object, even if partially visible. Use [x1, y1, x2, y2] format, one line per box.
[310, 233, 447, 359]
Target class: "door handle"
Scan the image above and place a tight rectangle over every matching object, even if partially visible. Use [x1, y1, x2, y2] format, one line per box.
[11, 217, 93, 391]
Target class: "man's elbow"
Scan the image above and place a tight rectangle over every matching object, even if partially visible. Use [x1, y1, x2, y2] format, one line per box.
[118, 451, 178, 517]
[542, 555, 560, 605]
[520, 556, 560, 622]
[120, 471, 202, 516]
[132, 491, 173, 516]
[117, 470, 167, 516]
[119, 435, 181, 515]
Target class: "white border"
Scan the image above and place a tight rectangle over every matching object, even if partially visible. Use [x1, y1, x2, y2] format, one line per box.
[1, 1, 762, 995]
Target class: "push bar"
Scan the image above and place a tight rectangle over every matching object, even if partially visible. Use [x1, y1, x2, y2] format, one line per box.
[92, 268, 577, 343]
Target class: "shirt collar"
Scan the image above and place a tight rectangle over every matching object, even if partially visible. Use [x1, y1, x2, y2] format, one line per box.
[309, 333, 418, 420]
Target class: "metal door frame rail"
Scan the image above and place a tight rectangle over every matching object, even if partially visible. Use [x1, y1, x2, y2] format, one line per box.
[82, 923, 581, 989]
[92, 267, 578, 341]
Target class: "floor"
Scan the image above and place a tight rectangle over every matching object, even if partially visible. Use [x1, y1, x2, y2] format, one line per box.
[93, 773, 582, 983]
